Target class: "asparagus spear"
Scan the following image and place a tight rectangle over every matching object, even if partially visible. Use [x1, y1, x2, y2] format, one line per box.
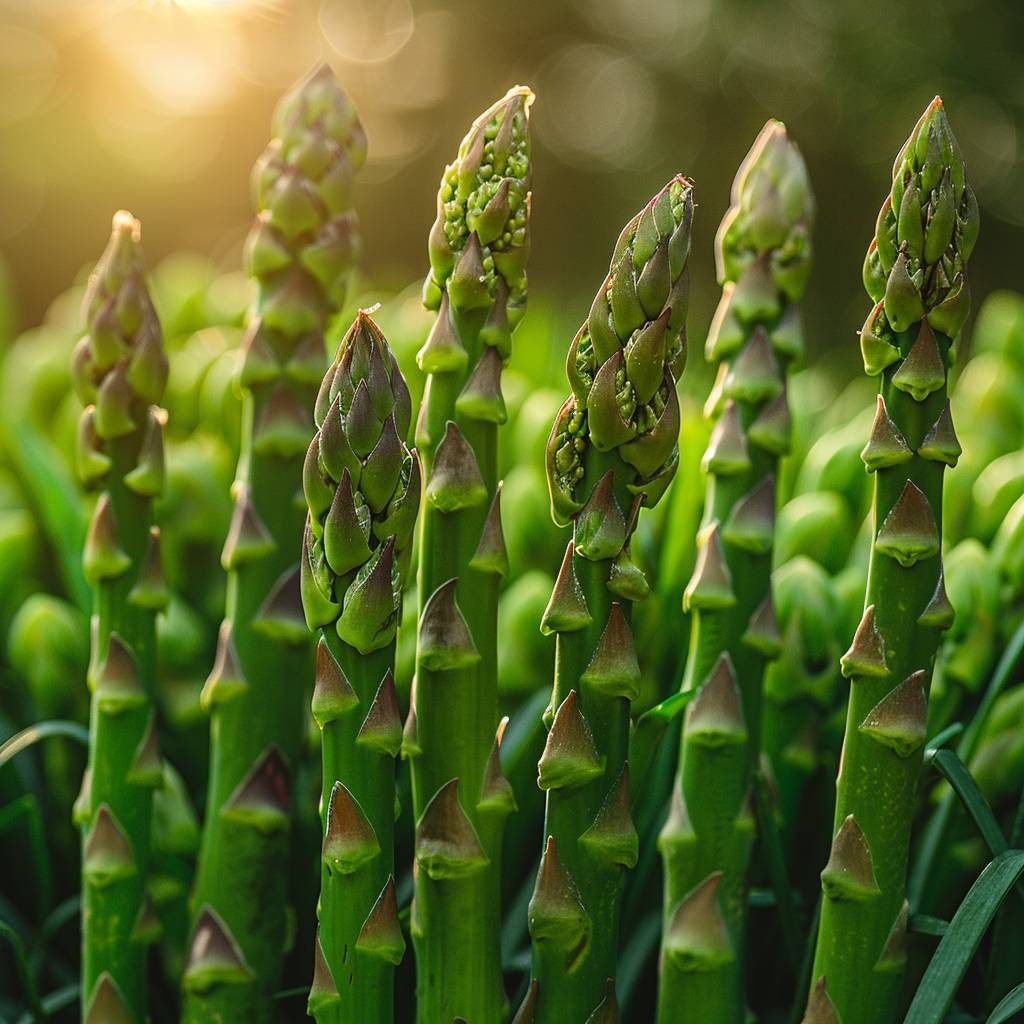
[527, 175, 694, 1022]
[72, 211, 169, 1022]
[805, 97, 977, 1024]
[301, 310, 418, 1022]
[409, 86, 532, 1024]
[658, 122, 813, 1024]
[184, 65, 365, 1022]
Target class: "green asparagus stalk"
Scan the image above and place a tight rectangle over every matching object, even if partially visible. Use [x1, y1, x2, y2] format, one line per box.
[72, 211, 169, 1022]
[525, 175, 694, 1022]
[409, 86, 532, 1024]
[184, 65, 365, 1022]
[805, 97, 977, 1024]
[300, 310, 417, 1022]
[658, 122, 813, 1024]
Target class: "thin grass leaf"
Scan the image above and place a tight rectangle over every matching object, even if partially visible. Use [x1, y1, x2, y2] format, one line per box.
[28, 896, 80, 980]
[501, 853, 538, 965]
[787, 896, 821, 1024]
[904, 850, 1024, 1024]
[927, 748, 1008, 858]
[617, 910, 660, 1010]
[926, 721, 964, 754]
[0, 795, 52, 914]
[629, 689, 694, 797]
[959, 621, 1024, 760]
[753, 769, 802, 970]
[909, 913, 949, 937]
[0, 721, 89, 768]
[0, 922, 45, 1024]
[16, 984, 79, 1024]
[910, 621, 1024, 907]
[986, 982, 1024, 1024]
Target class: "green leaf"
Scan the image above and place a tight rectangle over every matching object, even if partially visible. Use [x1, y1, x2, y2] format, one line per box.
[926, 748, 1007, 859]
[0, 922, 44, 1024]
[787, 896, 821, 1024]
[986, 982, 1024, 1024]
[16, 984, 79, 1024]
[908, 913, 948, 937]
[925, 721, 964, 754]
[0, 796, 52, 915]
[0, 721, 89, 769]
[910, 621, 1024, 907]
[617, 910, 660, 1012]
[904, 850, 1024, 1024]
[629, 690, 694, 796]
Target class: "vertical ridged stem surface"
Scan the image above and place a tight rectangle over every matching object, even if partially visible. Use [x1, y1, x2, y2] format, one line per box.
[529, 178, 694, 1023]
[658, 123, 813, 1024]
[410, 88, 533, 1024]
[301, 311, 417, 1022]
[185, 66, 365, 1023]
[73, 212, 170, 1023]
[808, 97, 977, 1024]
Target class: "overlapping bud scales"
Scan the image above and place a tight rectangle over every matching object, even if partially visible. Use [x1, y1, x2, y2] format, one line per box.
[547, 177, 694, 525]
[861, 98, 978, 371]
[422, 86, 533, 341]
[302, 311, 418, 654]
[716, 120, 814, 299]
[72, 213, 168, 455]
[246, 64, 366, 377]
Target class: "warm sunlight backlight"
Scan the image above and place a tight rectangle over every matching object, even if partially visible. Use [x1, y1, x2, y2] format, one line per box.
[149, 0, 273, 13]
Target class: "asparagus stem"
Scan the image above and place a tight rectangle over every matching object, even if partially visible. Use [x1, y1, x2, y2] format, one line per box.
[805, 97, 977, 1024]
[301, 312, 417, 1022]
[72, 211, 170, 1022]
[526, 177, 694, 1022]
[409, 87, 532, 1024]
[658, 122, 814, 1024]
[184, 66, 365, 1022]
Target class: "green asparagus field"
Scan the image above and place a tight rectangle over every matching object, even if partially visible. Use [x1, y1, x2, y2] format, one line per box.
[3, 54, 1024, 1024]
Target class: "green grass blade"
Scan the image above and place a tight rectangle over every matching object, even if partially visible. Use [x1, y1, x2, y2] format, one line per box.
[926, 721, 964, 753]
[629, 689, 693, 797]
[910, 620, 1024, 908]
[986, 982, 1024, 1024]
[0, 721, 89, 768]
[927, 748, 1008, 858]
[904, 850, 1024, 1024]
[15, 983, 79, 1024]
[909, 913, 949, 937]
[958, 620, 1024, 761]
[0, 922, 45, 1023]
[0, 796, 52, 915]
[617, 910, 660, 1011]
[787, 896, 821, 1024]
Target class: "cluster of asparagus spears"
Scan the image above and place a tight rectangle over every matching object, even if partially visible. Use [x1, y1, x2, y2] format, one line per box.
[51, 59, 1015, 1024]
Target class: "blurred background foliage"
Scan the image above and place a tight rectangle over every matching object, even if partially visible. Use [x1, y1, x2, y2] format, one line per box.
[1, 0, 1023, 378]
